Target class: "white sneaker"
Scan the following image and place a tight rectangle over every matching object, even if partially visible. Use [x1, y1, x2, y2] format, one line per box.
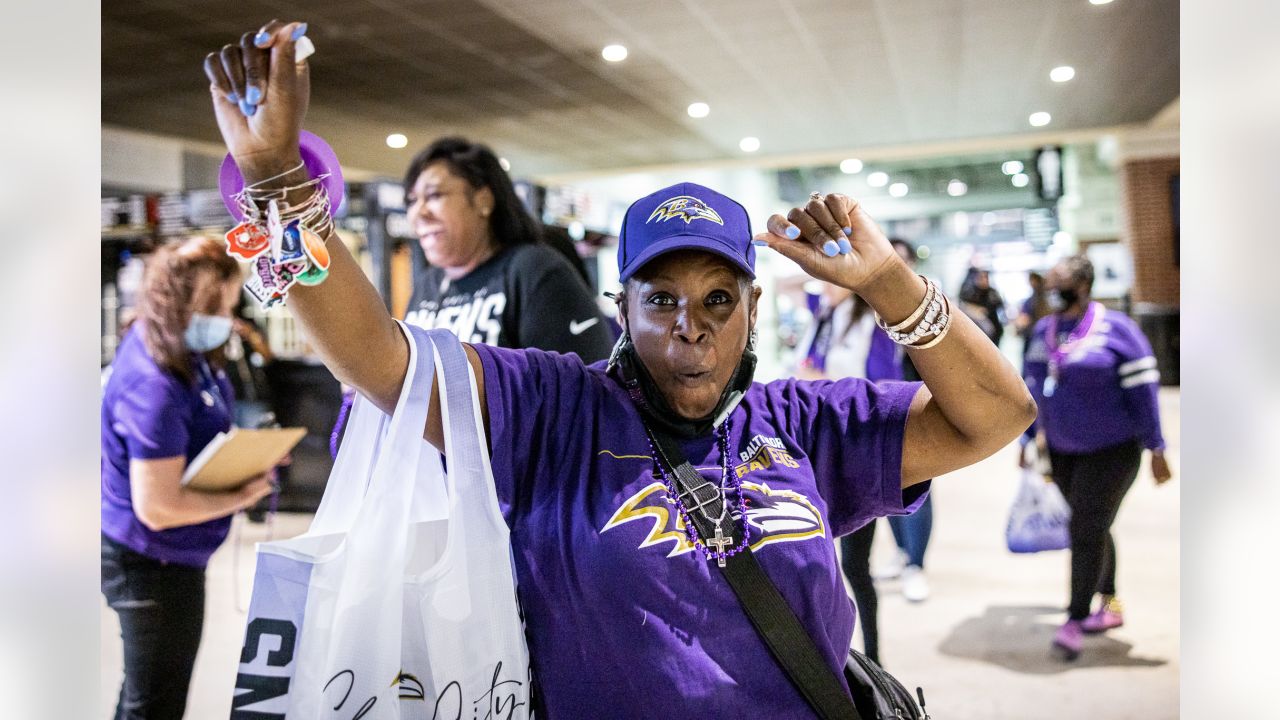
[873, 549, 909, 580]
[901, 565, 930, 603]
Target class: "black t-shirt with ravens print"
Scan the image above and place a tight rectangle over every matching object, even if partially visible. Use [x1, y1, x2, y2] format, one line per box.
[405, 243, 616, 364]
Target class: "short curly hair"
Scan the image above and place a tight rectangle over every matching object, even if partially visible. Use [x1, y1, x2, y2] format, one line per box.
[1060, 254, 1095, 291]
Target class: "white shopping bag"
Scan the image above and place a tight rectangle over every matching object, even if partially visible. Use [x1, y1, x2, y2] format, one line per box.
[1005, 457, 1072, 554]
[230, 323, 531, 719]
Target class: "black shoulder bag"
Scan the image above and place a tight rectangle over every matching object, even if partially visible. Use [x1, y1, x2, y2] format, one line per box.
[646, 426, 931, 720]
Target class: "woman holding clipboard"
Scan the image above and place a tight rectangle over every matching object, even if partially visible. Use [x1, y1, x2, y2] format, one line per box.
[101, 235, 276, 719]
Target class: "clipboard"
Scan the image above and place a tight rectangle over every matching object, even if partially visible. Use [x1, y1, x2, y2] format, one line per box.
[181, 427, 307, 492]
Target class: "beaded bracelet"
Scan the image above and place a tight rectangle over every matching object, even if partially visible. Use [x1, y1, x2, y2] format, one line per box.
[874, 275, 953, 349]
[879, 277, 937, 333]
[886, 293, 943, 345]
[911, 295, 954, 349]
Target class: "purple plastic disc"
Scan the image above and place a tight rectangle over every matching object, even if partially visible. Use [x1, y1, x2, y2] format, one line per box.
[219, 130, 345, 222]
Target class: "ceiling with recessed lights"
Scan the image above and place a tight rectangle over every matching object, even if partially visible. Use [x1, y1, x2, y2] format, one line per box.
[102, 0, 1178, 180]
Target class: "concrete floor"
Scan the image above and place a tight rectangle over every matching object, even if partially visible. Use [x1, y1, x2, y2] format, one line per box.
[102, 389, 1180, 719]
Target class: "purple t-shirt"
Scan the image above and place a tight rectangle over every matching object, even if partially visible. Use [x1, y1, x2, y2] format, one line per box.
[101, 327, 236, 567]
[474, 344, 926, 718]
[1023, 307, 1165, 454]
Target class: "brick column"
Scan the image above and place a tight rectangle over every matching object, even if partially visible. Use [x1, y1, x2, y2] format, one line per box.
[1119, 155, 1180, 384]
[1120, 156, 1180, 307]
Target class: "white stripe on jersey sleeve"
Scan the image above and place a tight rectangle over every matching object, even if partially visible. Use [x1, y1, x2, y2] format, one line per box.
[1120, 368, 1161, 388]
[1118, 356, 1158, 376]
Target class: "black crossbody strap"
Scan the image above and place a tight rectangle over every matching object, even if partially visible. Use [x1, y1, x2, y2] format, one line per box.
[647, 429, 861, 720]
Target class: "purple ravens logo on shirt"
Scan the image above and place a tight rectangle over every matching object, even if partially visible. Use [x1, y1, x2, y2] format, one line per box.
[602, 480, 825, 558]
[645, 195, 725, 226]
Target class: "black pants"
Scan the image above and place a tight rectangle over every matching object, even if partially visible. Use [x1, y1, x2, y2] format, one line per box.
[839, 522, 878, 664]
[1048, 440, 1143, 620]
[101, 535, 206, 720]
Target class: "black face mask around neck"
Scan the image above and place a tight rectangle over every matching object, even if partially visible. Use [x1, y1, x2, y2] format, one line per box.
[608, 334, 757, 439]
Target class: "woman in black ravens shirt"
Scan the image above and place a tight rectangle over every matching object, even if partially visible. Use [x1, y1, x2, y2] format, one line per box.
[402, 137, 615, 362]
[333, 138, 615, 456]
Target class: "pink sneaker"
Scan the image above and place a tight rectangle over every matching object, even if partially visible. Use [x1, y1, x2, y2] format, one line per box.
[1052, 619, 1083, 661]
[1082, 597, 1124, 634]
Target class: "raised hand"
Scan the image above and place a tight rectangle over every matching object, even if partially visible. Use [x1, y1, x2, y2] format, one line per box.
[753, 193, 900, 293]
[202, 19, 309, 183]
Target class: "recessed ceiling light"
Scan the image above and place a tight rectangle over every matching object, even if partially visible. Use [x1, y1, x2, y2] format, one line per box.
[386, 133, 408, 149]
[1002, 160, 1024, 175]
[739, 136, 760, 153]
[839, 158, 864, 174]
[602, 44, 628, 62]
[866, 171, 889, 188]
[1029, 111, 1052, 127]
[1089, 0, 1114, 5]
[1050, 66, 1076, 83]
[1012, 172, 1030, 188]
[947, 180, 968, 197]
[687, 102, 710, 118]
[888, 182, 909, 198]
[499, 157, 511, 172]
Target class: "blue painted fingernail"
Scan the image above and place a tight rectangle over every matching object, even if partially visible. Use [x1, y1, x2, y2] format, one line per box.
[822, 240, 839, 257]
[838, 238, 852, 254]
[226, 91, 239, 104]
[245, 86, 262, 105]
[254, 31, 272, 47]
[752, 239, 769, 247]
[785, 225, 801, 240]
[291, 23, 309, 41]
[239, 99, 257, 117]
[842, 226, 853, 236]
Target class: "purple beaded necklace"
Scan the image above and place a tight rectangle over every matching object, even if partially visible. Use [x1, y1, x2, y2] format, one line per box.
[643, 417, 751, 566]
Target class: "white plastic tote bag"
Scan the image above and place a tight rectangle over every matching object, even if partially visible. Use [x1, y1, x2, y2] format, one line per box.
[230, 323, 531, 719]
[1005, 461, 1072, 554]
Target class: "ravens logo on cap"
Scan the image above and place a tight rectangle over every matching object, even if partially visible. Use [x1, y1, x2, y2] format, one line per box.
[645, 195, 725, 226]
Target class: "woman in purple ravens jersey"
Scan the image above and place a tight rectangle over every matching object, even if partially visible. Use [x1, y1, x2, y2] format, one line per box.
[1022, 255, 1173, 661]
[204, 21, 1036, 717]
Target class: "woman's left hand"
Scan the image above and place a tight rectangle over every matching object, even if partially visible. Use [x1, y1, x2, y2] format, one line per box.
[1151, 451, 1173, 485]
[753, 193, 899, 293]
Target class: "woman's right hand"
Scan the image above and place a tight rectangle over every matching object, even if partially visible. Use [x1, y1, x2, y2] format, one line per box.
[202, 19, 309, 183]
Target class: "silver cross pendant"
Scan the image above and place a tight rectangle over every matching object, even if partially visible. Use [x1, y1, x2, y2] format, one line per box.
[706, 525, 733, 567]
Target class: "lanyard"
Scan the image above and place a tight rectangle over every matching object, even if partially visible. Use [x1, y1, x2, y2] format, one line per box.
[196, 357, 229, 416]
[805, 310, 835, 372]
[1043, 302, 1102, 397]
[1046, 302, 1101, 365]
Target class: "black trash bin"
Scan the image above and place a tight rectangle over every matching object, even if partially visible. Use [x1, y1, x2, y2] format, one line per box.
[1132, 303, 1179, 387]
[263, 359, 343, 513]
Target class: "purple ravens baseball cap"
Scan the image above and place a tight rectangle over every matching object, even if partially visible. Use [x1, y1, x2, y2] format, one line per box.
[617, 182, 755, 282]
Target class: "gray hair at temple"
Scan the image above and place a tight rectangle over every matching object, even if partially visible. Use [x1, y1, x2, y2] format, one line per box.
[1060, 254, 1095, 291]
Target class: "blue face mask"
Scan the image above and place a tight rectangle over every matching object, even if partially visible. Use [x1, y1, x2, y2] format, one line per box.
[185, 313, 233, 352]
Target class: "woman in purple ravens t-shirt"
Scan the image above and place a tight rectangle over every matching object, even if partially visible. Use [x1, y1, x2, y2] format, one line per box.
[205, 22, 1037, 717]
[1022, 255, 1174, 661]
[101, 236, 275, 719]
